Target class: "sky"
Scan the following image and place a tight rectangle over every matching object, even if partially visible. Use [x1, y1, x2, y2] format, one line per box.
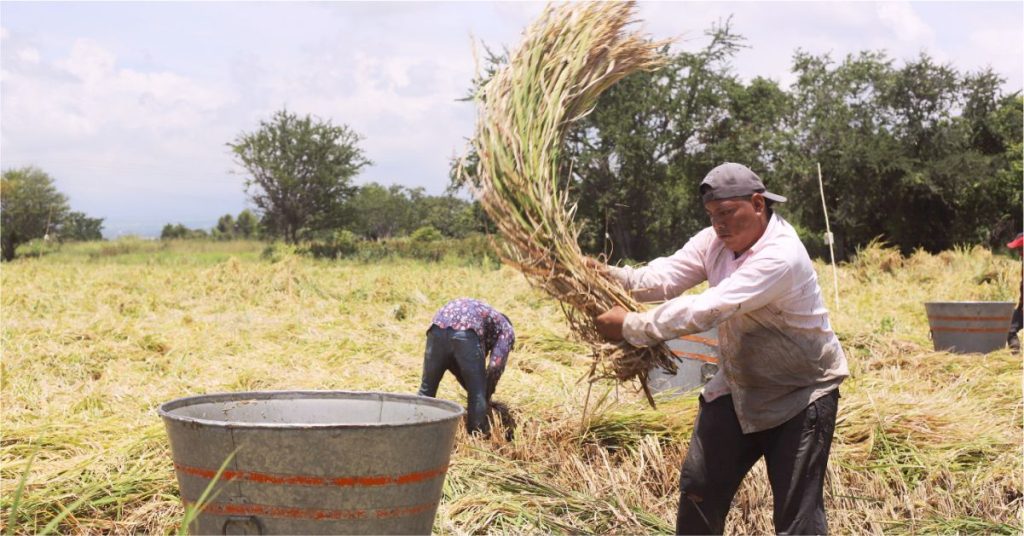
[1, 1, 1021, 238]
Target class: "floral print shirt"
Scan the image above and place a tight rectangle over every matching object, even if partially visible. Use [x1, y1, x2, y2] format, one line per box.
[430, 298, 515, 371]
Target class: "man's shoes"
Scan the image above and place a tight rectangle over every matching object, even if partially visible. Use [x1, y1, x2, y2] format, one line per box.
[1009, 334, 1021, 352]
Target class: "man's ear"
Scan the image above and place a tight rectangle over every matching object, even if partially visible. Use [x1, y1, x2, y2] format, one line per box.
[751, 193, 766, 214]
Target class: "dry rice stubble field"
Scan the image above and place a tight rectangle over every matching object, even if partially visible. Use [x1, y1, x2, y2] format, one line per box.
[1, 241, 1021, 534]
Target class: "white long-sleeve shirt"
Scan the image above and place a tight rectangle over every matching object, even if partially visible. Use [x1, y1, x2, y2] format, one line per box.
[609, 213, 848, 433]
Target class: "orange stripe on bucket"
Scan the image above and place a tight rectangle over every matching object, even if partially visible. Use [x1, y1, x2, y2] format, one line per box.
[670, 350, 718, 363]
[927, 315, 1009, 322]
[174, 462, 448, 488]
[679, 335, 718, 347]
[186, 500, 435, 521]
[929, 326, 1007, 333]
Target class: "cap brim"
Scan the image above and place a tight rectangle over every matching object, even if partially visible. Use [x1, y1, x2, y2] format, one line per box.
[762, 191, 787, 203]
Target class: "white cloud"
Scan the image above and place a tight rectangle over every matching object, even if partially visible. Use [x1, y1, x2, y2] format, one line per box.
[56, 39, 115, 82]
[15, 46, 39, 64]
[4, 37, 235, 142]
[225, 26, 482, 191]
[965, 24, 1024, 85]
[875, 2, 935, 45]
[1, 33, 245, 234]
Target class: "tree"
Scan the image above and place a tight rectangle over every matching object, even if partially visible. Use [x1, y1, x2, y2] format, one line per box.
[235, 209, 259, 239]
[564, 21, 780, 261]
[160, 223, 207, 240]
[775, 51, 1022, 256]
[60, 211, 104, 242]
[229, 109, 371, 243]
[0, 167, 70, 261]
[213, 214, 235, 240]
[416, 194, 479, 238]
[160, 223, 181, 240]
[956, 90, 1023, 248]
[346, 183, 419, 240]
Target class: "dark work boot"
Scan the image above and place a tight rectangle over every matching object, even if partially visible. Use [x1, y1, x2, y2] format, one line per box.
[1009, 333, 1020, 353]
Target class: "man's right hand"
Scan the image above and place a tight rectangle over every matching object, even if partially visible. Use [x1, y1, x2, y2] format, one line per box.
[594, 305, 628, 342]
[583, 256, 608, 273]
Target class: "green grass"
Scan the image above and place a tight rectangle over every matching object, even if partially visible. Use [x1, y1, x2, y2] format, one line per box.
[13, 237, 266, 265]
[1, 240, 1021, 534]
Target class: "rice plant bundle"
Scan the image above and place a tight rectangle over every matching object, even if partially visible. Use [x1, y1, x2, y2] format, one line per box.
[468, 2, 675, 403]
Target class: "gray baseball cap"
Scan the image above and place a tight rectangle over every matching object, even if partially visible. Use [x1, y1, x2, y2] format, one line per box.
[699, 162, 787, 204]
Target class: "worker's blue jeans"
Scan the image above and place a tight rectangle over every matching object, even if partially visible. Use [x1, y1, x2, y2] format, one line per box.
[417, 326, 490, 436]
[676, 390, 839, 535]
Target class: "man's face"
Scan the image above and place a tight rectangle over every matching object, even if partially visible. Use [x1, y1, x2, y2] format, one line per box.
[703, 194, 767, 254]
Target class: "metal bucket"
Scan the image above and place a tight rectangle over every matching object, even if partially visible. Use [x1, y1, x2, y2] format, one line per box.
[158, 391, 464, 535]
[648, 328, 719, 397]
[924, 301, 1015, 354]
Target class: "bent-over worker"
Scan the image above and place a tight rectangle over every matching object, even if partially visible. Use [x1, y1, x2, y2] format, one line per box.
[418, 298, 515, 436]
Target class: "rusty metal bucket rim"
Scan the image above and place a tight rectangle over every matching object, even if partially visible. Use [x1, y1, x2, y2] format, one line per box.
[158, 390, 465, 430]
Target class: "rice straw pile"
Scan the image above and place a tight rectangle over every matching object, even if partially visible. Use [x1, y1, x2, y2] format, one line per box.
[467, 2, 674, 403]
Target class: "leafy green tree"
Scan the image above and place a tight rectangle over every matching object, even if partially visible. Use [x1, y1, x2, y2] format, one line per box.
[160, 223, 207, 240]
[229, 109, 371, 243]
[775, 50, 902, 258]
[416, 195, 480, 238]
[776, 51, 1022, 256]
[213, 214, 235, 240]
[346, 183, 419, 239]
[0, 167, 70, 261]
[60, 211, 104, 242]
[160, 223, 179, 240]
[956, 91, 1023, 248]
[563, 21, 784, 261]
[410, 225, 443, 242]
[235, 209, 260, 239]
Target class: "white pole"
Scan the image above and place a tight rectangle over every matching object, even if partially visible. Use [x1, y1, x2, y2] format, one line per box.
[817, 163, 840, 309]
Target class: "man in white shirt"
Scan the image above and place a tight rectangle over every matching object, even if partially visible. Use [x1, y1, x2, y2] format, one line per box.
[594, 162, 849, 535]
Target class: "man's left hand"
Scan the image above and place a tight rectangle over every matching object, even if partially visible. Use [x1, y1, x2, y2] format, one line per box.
[594, 305, 628, 342]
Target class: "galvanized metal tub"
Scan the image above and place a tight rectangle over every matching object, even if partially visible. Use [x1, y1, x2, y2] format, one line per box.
[158, 391, 464, 535]
[924, 301, 1015, 354]
[648, 328, 719, 397]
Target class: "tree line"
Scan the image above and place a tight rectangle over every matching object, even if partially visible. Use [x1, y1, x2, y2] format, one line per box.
[159, 180, 488, 242]
[578, 23, 1023, 260]
[459, 21, 1022, 261]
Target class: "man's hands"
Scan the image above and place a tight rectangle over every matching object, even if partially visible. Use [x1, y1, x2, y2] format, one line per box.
[583, 256, 609, 273]
[587, 256, 627, 341]
[594, 305, 628, 342]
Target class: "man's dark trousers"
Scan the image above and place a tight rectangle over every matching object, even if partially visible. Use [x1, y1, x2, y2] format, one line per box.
[676, 390, 839, 535]
[1009, 281, 1023, 339]
[417, 326, 490, 435]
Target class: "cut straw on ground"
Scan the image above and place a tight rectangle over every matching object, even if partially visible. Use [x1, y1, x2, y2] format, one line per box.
[1, 240, 1020, 533]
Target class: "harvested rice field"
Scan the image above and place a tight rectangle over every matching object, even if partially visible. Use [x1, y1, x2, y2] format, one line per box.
[1, 239, 1021, 534]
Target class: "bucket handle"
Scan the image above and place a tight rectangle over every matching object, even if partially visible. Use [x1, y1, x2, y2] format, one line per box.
[222, 515, 264, 535]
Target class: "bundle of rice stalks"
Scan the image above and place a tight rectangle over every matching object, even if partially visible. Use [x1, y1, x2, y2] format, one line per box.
[467, 1, 674, 403]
